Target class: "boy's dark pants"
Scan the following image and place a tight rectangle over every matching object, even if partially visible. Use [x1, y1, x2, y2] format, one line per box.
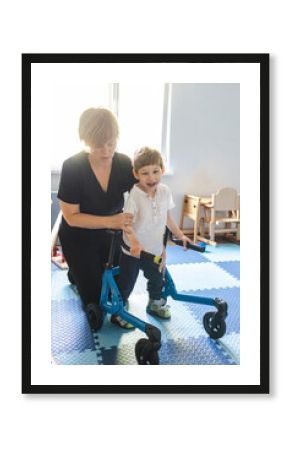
[117, 251, 163, 303]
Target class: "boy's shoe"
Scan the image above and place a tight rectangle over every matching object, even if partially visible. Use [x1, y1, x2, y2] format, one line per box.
[146, 298, 171, 319]
[111, 314, 135, 330]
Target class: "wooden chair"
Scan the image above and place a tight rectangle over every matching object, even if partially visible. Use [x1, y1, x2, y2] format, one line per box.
[203, 187, 240, 244]
[179, 195, 205, 244]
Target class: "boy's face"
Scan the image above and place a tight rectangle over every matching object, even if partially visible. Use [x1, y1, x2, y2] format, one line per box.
[134, 164, 164, 193]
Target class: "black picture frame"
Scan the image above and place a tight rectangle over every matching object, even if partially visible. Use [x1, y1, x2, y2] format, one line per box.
[22, 53, 269, 394]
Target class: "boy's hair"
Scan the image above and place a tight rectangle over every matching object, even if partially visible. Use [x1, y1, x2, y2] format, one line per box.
[133, 147, 164, 172]
[79, 107, 119, 148]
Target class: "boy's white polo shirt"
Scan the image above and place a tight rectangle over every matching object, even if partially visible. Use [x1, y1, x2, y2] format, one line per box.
[123, 183, 175, 256]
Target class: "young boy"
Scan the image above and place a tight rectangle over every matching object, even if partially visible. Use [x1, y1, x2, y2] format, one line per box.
[113, 147, 191, 329]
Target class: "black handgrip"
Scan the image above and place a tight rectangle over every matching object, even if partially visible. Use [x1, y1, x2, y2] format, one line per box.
[106, 230, 122, 267]
[121, 238, 162, 266]
[140, 250, 162, 265]
[172, 239, 206, 253]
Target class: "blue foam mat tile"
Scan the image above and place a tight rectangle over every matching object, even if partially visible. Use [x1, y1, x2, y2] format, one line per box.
[131, 261, 240, 295]
[202, 243, 240, 262]
[167, 262, 240, 291]
[215, 261, 240, 280]
[51, 269, 79, 302]
[180, 287, 240, 334]
[166, 244, 209, 264]
[159, 336, 236, 365]
[54, 349, 100, 365]
[219, 332, 240, 364]
[99, 344, 137, 365]
[94, 315, 145, 351]
[51, 297, 95, 355]
[98, 335, 236, 365]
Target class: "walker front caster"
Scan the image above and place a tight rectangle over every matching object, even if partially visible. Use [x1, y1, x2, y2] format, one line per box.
[135, 338, 160, 365]
[203, 312, 226, 339]
[86, 303, 104, 332]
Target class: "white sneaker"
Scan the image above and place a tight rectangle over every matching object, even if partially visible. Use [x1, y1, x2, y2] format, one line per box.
[146, 298, 171, 319]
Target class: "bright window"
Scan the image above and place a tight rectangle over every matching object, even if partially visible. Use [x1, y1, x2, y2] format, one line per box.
[116, 83, 170, 164]
[51, 82, 171, 171]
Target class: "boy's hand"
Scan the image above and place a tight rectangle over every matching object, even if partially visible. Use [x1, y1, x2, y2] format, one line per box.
[180, 235, 193, 250]
[111, 213, 133, 230]
[130, 243, 144, 258]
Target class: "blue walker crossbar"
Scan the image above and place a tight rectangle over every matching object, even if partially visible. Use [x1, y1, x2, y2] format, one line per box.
[96, 230, 228, 365]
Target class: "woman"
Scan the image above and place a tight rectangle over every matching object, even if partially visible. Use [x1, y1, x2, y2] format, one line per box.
[57, 107, 136, 330]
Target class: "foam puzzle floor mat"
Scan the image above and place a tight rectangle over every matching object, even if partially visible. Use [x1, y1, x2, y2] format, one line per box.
[51, 243, 240, 365]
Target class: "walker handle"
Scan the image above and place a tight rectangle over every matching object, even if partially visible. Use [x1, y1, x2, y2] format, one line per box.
[171, 238, 206, 253]
[121, 238, 162, 266]
[106, 229, 122, 267]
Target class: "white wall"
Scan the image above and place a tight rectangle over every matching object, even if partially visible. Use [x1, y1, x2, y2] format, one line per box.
[165, 83, 240, 222]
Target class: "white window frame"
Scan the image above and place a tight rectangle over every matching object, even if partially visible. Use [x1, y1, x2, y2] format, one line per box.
[112, 82, 172, 171]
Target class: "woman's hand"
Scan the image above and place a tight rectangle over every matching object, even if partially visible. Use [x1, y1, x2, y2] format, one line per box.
[167, 211, 193, 251]
[109, 213, 133, 230]
[123, 213, 134, 232]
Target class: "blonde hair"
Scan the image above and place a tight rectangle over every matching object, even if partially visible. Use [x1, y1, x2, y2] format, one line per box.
[133, 147, 164, 172]
[79, 107, 119, 148]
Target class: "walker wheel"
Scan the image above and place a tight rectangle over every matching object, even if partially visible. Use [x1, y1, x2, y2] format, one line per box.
[135, 338, 160, 365]
[203, 312, 226, 339]
[86, 303, 104, 332]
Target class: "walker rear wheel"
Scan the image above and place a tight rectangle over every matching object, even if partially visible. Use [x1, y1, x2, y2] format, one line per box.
[203, 312, 226, 339]
[86, 303, 104, 332]
[135, 338, 160, 365]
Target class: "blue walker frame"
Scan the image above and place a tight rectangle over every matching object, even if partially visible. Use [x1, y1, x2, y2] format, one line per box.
[98, 230, 228, 365]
